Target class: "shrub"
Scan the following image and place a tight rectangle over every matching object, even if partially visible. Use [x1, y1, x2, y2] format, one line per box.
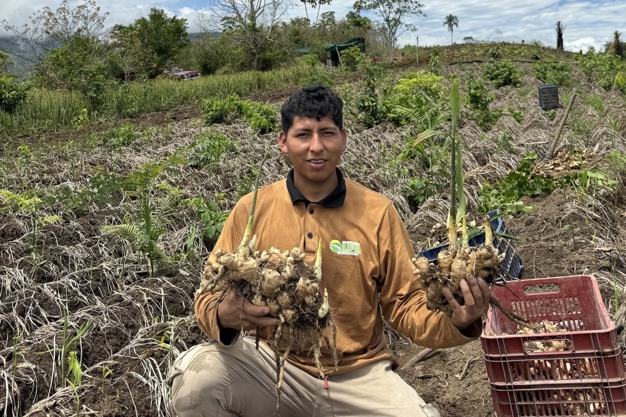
[341, 46, 365, 72]
[187, 132, 236, 169]
[533, 61, 572, 86]
[483, 59, 521, 88]
[0, 76, 30, 113]
[241, 101, 279, 134]
[388, 71, 446, 129]
[202, 94, 243, 125]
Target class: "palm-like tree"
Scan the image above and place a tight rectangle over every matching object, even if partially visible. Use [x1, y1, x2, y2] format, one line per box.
[609, 31, 623, 57]
[555, 21, 565, 51]
[443, 14, 459, 45]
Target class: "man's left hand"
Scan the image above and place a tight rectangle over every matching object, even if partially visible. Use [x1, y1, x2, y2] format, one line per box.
[443, 274, 491, 330]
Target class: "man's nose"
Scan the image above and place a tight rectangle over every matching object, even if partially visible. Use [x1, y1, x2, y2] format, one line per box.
[309, 133, 323, 152]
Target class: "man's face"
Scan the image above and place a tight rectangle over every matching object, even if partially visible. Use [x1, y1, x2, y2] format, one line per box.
[279, 116, 346, 192]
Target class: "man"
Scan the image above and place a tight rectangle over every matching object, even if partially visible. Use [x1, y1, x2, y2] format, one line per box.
[168, 84, 490, 417]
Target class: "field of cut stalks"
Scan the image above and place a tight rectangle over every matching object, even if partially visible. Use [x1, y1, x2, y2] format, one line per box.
[2, 44, 626, 417]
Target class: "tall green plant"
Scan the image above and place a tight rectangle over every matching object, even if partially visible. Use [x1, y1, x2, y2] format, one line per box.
[447, 80, 467, 243]
[101, 194, 168, 275]
[58, 309, 93, 388]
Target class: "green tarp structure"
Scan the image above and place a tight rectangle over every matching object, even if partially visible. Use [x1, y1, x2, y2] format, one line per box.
[325, 37, 365, 66]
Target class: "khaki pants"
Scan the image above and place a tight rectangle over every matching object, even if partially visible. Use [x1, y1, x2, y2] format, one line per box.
[167, 336, 440, 417]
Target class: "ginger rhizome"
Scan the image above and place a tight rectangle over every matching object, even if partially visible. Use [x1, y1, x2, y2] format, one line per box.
[413, 216, 502, 316]
[196, 166, 335, 393]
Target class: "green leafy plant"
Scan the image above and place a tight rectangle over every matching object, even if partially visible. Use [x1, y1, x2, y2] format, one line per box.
[388, 71, 446, 129]
[202, 94, 243, 125]
[615, 71, 626, 93]
[0, 189, 62, 248]
[478, 153, 551, 216]
[483, 59, 521, 88]
[0, 75, 30, 113]
[241, 100, 279, 134]
[428, 51, 441, 75]
[466, 77, 493, 111]
[72, 108, 89, 129]
[465, 76, 500, 130]
[101, 194, 168, 275]
[106, 123, 138, 147]
[353, 59, 388, 128]
[202, 95, 278, 133]
[399, 133, 449, 209]
[507, 108, 523, 124]
[57, 310, 93, 388]
[533, 61, 572, 86]
[578, 51, 626, 91]
[66, 351, 83, 387]
[478, 152, 618, 216]
[187, 131, 236, 169]
[340, 45, 366, 72]
[184, 196, 229, 250]
[17, 145, 32, 165]
[495, 129, 515, 152]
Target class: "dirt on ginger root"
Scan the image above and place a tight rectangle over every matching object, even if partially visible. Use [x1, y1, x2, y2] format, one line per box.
[413, 243, 501, 316]
[197, 234, 334, 368]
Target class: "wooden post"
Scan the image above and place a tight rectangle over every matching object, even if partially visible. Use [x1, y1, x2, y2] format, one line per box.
[545, 90, 577, 160]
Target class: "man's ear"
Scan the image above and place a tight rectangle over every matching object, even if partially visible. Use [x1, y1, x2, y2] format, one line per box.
[341, 130, 347, 151]
[279, 131, 288, 155]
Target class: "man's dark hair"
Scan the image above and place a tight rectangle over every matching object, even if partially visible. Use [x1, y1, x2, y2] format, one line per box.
[280, 84, 343, 133]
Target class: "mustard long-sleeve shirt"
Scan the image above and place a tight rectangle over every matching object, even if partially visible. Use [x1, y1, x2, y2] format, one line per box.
[195, 173, 480, 377]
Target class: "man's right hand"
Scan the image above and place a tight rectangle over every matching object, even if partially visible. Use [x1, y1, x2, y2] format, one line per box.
[217, 291, 281, 331]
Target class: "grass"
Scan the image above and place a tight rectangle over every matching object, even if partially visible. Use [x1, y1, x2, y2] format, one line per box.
[0, 63, 330, 138]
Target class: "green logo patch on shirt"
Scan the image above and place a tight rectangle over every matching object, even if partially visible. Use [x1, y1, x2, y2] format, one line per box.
[329, 239, 361, 256]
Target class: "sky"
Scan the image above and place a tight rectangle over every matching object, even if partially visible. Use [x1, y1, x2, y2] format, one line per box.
[0, 0, 623, 52]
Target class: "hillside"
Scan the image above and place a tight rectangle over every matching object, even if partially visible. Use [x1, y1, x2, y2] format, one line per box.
[1, 43, 626, 416]
[0, 35, 44, 76]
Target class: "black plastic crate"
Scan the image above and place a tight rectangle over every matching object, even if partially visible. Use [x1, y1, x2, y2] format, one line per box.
[418, 210, 524, 280]
[539, 84, 560, 110]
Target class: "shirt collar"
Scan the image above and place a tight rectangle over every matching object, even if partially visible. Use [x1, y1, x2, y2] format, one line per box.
[286, 168, 346, 208]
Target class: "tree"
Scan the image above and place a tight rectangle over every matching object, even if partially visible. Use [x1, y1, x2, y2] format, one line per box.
[199, 0, 289, 71]
[555, 21, 565, 51]
[443, 14, 458, 45]
[112, 9, 189, 78]
[36, 36, 110, 109]
[2, 0, 110, 109]
[608, 31, 623, 58]
[1, 0, 108, 66]
[299, 0, 333, 25]
[353, 0, 424, 63]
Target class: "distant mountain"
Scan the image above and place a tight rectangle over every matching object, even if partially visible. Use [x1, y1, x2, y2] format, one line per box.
[0, 32, 219, 77]
[0, 35, 44, 77]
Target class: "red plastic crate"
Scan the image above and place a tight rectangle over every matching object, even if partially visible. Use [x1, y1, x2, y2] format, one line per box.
[483, 348, 625, 384]
[482, 275, 620, 358]
[481, 275, 626, 416]
[489, 380, 626, 417]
